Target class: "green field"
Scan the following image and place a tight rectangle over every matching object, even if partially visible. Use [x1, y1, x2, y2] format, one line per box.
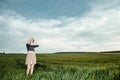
[0, 53, 120, 80]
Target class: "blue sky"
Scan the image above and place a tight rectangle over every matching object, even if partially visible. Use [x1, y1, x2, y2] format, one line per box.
[0, 0, 120, 53]
[0, 0, 91, 19]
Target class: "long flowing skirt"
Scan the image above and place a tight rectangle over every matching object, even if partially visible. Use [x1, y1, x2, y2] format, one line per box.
[25, 51, 36, 65]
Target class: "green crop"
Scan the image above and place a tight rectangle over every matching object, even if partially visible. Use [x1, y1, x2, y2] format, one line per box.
[0, 53, 120, 80]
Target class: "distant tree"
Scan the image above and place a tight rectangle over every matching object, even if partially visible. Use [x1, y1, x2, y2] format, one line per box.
[0, 52, 5, 54]
[3, 52, 5, 54]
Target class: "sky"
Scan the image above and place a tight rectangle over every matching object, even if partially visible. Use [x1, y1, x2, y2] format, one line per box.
[0, 0, 120, 53]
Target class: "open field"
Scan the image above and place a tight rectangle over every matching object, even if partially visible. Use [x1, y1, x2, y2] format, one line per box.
[0, 53, 120, 80]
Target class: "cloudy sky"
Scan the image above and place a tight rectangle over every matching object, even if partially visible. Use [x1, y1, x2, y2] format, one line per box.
[0, 0, 120, 53]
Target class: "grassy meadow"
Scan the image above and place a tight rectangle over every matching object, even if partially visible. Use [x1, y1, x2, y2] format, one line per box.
[0, 52, 120, 80]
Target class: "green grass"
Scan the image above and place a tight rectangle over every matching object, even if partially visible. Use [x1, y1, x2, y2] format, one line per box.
[0, 53, 120, 80]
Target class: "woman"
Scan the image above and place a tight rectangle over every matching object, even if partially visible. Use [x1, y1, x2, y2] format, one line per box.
[25, 38, 39, 76]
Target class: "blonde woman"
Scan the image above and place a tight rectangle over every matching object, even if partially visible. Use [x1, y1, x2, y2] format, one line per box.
[25, 38, 39, 75]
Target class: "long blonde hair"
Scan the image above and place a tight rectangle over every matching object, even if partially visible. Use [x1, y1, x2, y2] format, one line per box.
[27, 38, 35, 44]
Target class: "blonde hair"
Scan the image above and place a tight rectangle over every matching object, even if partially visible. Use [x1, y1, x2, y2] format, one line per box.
[27, 38, 35, 44]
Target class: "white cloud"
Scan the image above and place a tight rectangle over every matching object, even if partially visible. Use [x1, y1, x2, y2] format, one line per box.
[90, 0, 120, 11]
[0, 2, 120, 53]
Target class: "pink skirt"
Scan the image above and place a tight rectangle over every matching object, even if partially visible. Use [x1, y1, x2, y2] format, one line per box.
[25, 51, 36, 65]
